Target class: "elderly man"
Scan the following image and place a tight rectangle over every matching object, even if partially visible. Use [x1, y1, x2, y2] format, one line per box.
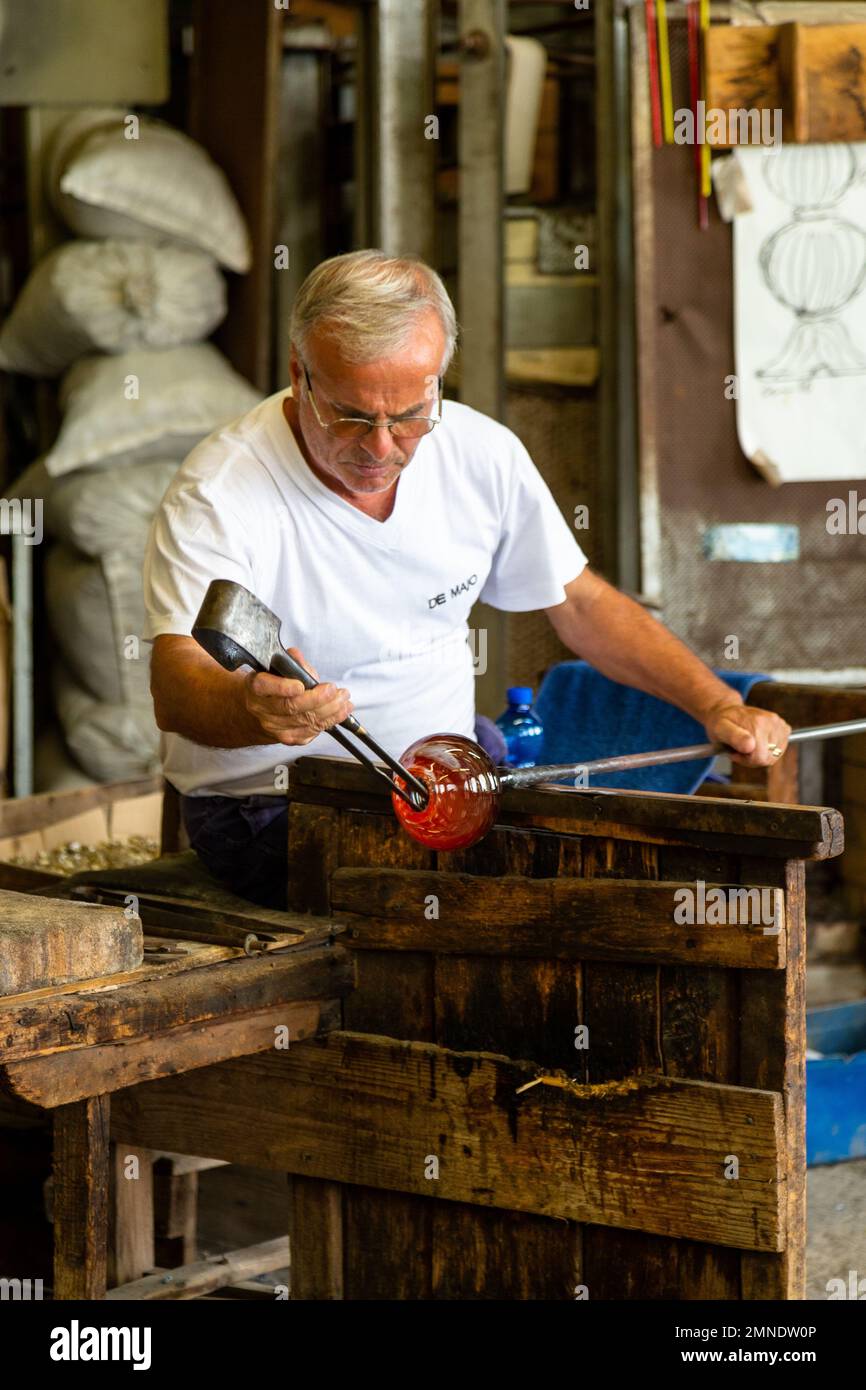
[144, 250, 790, 907]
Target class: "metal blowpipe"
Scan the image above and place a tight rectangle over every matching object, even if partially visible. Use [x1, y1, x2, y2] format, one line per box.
[497, 718, 866, 790]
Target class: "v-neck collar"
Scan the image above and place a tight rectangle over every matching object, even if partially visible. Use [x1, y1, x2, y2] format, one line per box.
[263, 389, 425, 552]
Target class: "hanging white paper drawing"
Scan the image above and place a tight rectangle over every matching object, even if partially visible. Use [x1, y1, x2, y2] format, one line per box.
[733, 143, 866, 484]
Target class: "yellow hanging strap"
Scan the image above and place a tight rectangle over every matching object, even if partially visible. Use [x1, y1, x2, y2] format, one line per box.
[699, 0, 712, 195]
[657, 0, 675, 144]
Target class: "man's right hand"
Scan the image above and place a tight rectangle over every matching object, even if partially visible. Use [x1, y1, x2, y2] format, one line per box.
[243, 647, 354, 746]
[150, 634, 353, 750]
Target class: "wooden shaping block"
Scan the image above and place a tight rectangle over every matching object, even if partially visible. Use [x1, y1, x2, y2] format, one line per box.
[0, 889, 143, 996]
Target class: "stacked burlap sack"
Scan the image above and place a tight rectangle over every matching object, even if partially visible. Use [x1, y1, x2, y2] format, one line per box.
[1, 109, 261, 786]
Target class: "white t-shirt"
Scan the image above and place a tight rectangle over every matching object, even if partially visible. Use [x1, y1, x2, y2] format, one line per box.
[142, 389, 587, 796]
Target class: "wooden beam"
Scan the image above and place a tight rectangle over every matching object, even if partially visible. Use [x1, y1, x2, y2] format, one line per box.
[331, 868, 786, 968]
[740, 858, 807, 1299]
[112, 1145, 155, 1287]
[105, 1237, 289, 1301]
[154, 1163, 198, 1266]
[705, 21, 866, 144]
[111, 1035, 786, 1251]
[0, 938, 262, 1009]
[629, 0, 662, 602]
[4, 998, 340, 1108]
[67, 886, 338, 938]
[748, 681, 866, 727]
[190, 0, 281, 391]
[288, 1178, 343, 1300]
[0, 776, 162, 838]
[703, 23, 783, 134]
[595, 0, 629, 582]
[288, 755, 844, 859]
[0, 944, 353, 1066]
[54, 1095, 110, 1300]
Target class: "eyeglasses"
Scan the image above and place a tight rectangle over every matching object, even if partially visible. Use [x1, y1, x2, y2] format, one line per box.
[301, 364, 442, 440]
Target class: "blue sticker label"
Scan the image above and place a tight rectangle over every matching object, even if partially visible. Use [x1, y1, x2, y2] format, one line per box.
[702, 524, 800, 562]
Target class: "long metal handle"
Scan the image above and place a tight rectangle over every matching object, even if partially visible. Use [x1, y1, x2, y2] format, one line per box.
[498, 716, 866, 791]
[268, 650, 429, 807]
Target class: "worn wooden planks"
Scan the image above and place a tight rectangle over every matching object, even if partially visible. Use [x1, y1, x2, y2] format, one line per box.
[740, 857, 807, 1300]
[111, 1144, 155, 1287]
[4, 998, 341, 1108]
[106, 1237, 289, 1301]
[287, 1177, 343, 1301]
[53, 1095, 110, 1299]
[431, 824, 584, 1298]
[0, 944, 351, 1066]
[330, 867, 786, 968]
[109, 1035, 784, 1251]
[580, 836, 666, 1295]
[274, 756, 834, 1298]
[335, 806, 435, 1300]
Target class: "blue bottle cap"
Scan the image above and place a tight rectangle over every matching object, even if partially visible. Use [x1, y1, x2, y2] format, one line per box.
[507, 686, 533, 705]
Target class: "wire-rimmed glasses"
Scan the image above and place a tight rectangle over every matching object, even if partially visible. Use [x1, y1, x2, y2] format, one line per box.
[301, 363, 442, 440]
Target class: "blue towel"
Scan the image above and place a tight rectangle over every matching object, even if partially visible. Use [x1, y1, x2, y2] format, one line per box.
[535, 661, 771, 793]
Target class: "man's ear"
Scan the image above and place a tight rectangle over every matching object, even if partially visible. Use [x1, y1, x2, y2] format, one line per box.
[288, 348, 303, 391]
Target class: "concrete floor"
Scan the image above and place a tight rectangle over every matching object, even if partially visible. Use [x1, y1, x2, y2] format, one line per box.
[805, 937, 866, 1300]
[807, 1159, 866, 1299]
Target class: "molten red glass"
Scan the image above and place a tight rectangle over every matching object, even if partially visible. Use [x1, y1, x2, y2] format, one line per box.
[392, 733, 500, 850]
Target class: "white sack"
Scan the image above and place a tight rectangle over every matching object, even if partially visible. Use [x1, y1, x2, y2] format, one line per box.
[44, 343, 261, 477]
[53, 661, 160, 783]
[46, 108, 251, 273]
[44, 544, 151, 706]
[0, 239, 226, 377]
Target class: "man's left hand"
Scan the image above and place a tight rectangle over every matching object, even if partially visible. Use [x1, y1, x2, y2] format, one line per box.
[703, 702, 792, 767]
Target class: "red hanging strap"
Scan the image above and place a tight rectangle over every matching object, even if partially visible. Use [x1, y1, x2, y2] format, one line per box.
[645, 0, 663, 149]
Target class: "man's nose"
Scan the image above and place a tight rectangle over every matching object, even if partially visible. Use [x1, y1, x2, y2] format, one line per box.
[360, 425, 395, 461]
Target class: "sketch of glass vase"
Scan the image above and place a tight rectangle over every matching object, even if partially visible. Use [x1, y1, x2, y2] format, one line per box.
[757, 144, 866, 388]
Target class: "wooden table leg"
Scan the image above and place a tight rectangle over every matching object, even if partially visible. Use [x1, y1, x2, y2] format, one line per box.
[53, 1095, 110, 1299]
[112, 1144, 155, 1286]
[288, 1176, 343, 1299]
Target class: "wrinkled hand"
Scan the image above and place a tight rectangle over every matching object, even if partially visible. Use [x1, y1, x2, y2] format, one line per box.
[703, 701, 792, 767]
[243, 647, 353, 746]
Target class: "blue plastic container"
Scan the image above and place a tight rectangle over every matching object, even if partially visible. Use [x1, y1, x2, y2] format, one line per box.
[806, 998, 866, 1166]
[495, 686, 544, 768]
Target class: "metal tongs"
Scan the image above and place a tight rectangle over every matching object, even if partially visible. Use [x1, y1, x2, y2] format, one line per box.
[192, 580, 429, 809]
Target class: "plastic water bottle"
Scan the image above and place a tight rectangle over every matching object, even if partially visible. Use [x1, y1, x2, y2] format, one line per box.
[495, 686, 544, 768]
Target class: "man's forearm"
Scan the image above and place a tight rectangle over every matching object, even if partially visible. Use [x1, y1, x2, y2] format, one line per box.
[550, 575, 741, 723]
[151, 634, 353, 750]
[151, 641, 271, 748]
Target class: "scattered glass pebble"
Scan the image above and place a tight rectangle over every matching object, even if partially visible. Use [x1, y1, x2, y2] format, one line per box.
[8, 835, 159, 876]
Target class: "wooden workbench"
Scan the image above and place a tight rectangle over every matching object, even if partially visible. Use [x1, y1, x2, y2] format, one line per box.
[0, 910, 352, 1299]
[102, 758, 843, 1301]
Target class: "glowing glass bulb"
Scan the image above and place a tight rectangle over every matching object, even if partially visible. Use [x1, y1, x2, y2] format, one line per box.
[392, 733, 500, 850]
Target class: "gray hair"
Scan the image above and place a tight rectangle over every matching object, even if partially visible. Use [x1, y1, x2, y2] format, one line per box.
[290, 249, 458, 371]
